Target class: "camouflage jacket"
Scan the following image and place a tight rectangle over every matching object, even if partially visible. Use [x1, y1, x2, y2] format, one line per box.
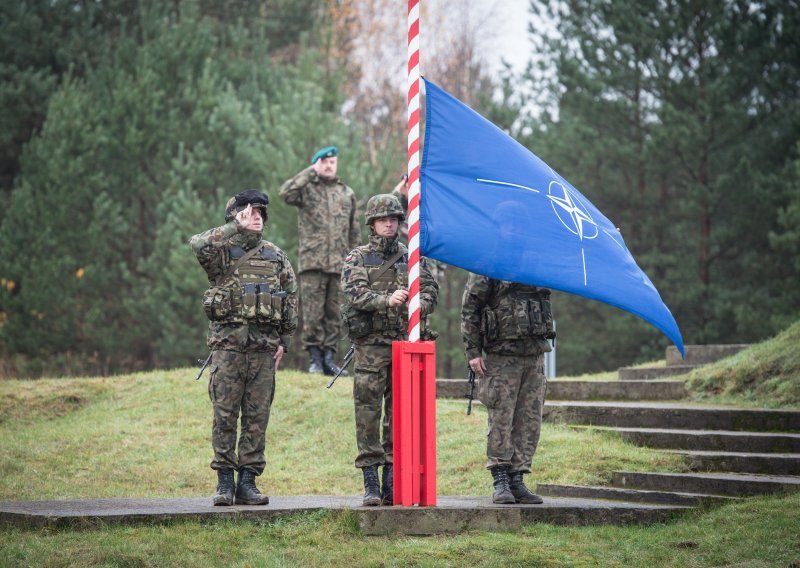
[190, 221, 298, 352]
[341, 233, 438, 345]
[461, 273, 551, 360]
[279, 167, 360, 274]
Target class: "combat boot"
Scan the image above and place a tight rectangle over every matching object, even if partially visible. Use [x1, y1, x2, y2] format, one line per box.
[362, 465, 382, 506]
[235, 469, 270, 505]
[322, 348, 347, 377]
[212, 468, 235, 506]
[308, 346, 324, 374]
[509, 471, 544, 504]
[489, 465, 515, 504]
[381, 464, 393, 506]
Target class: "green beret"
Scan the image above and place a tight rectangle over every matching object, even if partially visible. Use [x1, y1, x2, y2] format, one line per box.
[311, 146, 338, 164]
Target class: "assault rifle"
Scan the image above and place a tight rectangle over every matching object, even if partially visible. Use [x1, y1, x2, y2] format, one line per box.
[466, 367, 477, 415]
[326, 344, 356, 389]
[195, 352, 213, 381]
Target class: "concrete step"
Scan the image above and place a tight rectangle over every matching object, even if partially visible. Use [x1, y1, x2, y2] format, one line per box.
[666, 344, 750, 367]
[358, 496, 688, 534]
[546, 380, 688, 401]
[612, 471, 800, 497]
[0, 495, 689, 534]
[436, 379, 688, 401]
[536, 484, 736, 506]
[544, 401, 800, 432]
[572, 426, 800, 453]
[668, 450, 800, 476]
[618, 366, 696, 381]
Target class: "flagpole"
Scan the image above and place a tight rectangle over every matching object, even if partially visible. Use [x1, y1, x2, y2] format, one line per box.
[407, 0, 421, 342]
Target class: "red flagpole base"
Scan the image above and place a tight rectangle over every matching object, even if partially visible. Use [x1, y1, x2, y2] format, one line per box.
[392, 340, 437, 507]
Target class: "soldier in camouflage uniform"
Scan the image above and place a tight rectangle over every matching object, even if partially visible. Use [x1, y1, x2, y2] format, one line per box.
[279, 146, 360, 376]
[461, 273, 554, 504]
[190, 189, 298, 507]
[341, 194, 438, 506]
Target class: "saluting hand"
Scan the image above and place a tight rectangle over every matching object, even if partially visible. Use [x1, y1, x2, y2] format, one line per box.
[235, 204, 263, 233]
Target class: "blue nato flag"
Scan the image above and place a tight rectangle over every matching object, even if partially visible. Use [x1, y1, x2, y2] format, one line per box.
[419, 79, 684, 357]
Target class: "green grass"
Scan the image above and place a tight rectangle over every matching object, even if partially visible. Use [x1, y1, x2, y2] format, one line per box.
[0, 362, 798, 566]
[0, 494, 798, 567]
[685, 321, 800, 408]
[0, 368, 686, 501]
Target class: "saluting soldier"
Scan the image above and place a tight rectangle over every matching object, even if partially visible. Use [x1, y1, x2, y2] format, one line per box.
[461, 274, 554, 504]
[279, 146, 359, 376]
[340, 194, 438, 506]
[190, 189, 297, 506]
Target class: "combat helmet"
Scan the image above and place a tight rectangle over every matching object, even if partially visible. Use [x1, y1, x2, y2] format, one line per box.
[225, 189, 269, 222]
[364, 193, 405, 226]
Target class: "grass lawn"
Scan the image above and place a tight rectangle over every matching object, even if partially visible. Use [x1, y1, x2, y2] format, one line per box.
[1, 494, 798, 567]
[685, 321, 800, 409]
[0, 351, 798, 566]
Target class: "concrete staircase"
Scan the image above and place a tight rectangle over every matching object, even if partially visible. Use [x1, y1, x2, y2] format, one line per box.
[538, 344, 800, 506]
[617, 343, 749, 381]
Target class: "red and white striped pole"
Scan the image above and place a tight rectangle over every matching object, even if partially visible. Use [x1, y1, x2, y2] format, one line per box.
[406, 0, 422, 342]
[393, 0, 436, 508]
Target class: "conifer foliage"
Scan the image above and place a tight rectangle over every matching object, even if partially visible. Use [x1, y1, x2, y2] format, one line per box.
[0, 1, 365, 376]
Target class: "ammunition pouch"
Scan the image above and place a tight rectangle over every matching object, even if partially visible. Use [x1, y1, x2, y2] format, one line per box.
[341, 303, 406, 340]
[203, 287, 233, 321]
[203, 283, 287, 329]
[341, 304, 373, 339]
[482, 290, 555, 341]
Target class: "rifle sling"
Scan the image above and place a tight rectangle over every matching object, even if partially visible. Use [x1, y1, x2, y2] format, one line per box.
[216, 241, 266, 285]
[367, 249, 407, 286]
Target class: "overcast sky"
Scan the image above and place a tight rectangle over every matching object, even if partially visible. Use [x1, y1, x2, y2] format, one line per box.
[486, 0, 535, 74]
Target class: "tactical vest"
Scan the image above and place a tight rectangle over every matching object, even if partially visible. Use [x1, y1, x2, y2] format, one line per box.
[342, 249, 408, 339]
[202, 243, 289, 330]
[482, 282, 555, 342]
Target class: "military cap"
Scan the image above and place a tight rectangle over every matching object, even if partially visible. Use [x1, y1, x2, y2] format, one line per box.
[310, 146, 338, 164]
[225, 189, 269, 222]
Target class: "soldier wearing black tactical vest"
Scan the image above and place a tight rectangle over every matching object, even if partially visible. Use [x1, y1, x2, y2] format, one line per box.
[461, 274, 555, 505]
[190, 189, 298, 507]
[341, 194, 438, 506]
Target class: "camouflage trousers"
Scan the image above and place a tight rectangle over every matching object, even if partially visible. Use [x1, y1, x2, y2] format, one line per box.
[479, 352, 546, 473]
[352, 343, 393, 468]
[300, 270, 343, 351]
[208, 349, 276, 475]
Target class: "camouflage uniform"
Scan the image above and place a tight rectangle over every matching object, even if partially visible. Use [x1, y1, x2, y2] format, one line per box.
[280, 166, 359, 352]
[461, 274, 553, 474]
[190, 217, 297, 477]
[341, 211, 438, 470]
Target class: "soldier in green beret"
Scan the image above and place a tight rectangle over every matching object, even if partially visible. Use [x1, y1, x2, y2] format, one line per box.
[280, 146, 360, 377]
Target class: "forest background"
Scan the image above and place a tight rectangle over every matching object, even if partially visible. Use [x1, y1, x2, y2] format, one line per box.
[0, 0, 798, 380]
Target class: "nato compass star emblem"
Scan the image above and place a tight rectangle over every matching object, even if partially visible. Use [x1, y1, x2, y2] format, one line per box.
[478, 177, 620, 287]
[547, 181, 598, 241]
[547, 181, 597, 286]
